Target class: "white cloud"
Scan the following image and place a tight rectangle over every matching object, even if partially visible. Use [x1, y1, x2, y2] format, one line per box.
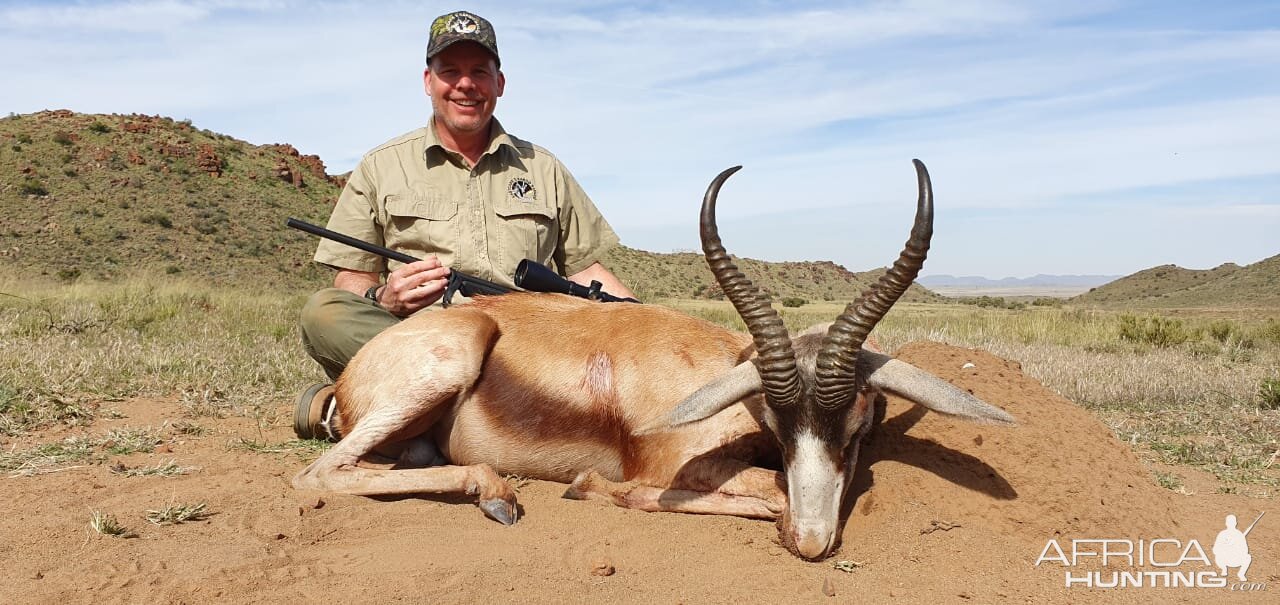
[2, 0, 1276, 276]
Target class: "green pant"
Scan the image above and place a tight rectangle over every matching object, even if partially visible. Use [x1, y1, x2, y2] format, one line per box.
[299, 288, 403, 381]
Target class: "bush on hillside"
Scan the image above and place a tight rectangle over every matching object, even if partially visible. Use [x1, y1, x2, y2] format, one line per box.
[1118, 315, 1189, 348]
[20, 179, 48, 196]
[1259, 378, 1280, 410]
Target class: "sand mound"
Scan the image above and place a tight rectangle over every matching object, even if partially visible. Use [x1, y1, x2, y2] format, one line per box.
[1, 343, 1273, 604]
[860, 342, 1179, 542]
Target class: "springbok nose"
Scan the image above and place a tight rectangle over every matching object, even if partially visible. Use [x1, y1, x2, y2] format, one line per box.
[793, 523, 835, 560]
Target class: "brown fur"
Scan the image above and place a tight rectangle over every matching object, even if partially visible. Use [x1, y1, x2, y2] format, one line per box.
[291, 292, 989, 560]
[294, 294, 766, 509]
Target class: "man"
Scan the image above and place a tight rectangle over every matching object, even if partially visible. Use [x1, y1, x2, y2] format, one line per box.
[1212, 514, 1253, 582]
[295, 11, 634, 440]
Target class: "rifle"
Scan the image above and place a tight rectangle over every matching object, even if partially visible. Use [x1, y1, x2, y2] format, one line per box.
[287, 218, 638, 306]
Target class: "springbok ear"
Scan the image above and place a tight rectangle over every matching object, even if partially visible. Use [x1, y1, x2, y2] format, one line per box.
[660, 361, 763, 429]
[860, 351, 1016, 425]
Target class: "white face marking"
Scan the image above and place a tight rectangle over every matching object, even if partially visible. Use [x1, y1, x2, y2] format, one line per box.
[786, 430, 845, 558]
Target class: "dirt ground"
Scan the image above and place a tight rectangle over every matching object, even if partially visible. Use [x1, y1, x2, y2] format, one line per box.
[1, 342, 1275, 604]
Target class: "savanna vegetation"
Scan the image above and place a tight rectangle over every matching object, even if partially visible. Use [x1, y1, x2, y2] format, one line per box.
[2, 274, 1276, 494]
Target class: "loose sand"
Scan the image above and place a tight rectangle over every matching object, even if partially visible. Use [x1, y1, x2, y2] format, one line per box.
[1, 342, 1274, 604]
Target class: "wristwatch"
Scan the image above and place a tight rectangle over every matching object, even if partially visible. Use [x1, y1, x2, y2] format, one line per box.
[364, 285, 382, 305]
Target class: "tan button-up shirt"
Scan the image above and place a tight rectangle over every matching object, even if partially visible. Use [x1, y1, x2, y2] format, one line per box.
[315, 118, 619, 289]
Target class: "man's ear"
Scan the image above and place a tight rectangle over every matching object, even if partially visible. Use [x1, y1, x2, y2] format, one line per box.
[422, 68, 432, 97]
[496, 70, 506, 97]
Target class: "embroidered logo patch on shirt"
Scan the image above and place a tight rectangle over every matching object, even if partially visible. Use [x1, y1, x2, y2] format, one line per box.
[508, 177, 536, 201]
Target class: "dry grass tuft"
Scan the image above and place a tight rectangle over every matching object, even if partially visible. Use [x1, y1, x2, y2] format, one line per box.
[110, 460, 196, 478]
[89, 510, 135, 537]
[145, 501, 209, 525]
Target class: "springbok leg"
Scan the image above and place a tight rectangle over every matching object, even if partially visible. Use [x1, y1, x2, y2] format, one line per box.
[565, 460, 785, 520]
[292, 310, 516, 524]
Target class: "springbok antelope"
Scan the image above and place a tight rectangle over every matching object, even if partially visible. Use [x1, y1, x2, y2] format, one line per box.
[292, 160, 1015, 560]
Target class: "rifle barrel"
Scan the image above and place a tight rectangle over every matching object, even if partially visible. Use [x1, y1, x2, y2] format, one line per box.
[1243, 511, 1265, 537]
[287, 218, 421, 265]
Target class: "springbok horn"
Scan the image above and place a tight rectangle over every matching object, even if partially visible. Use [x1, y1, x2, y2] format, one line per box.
[858, 351, 1016, 424]
[701, 166, 800, 408]
[814, 159, 934, 409]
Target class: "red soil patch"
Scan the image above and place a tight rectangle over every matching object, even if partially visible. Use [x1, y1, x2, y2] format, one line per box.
[0, 342, 1274, 603]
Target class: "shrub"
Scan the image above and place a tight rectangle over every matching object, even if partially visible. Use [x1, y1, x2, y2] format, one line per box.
[56, 268, 81, 282]
[194, 222, 218, 235]
[1259, 378, 1280, 410]
[781, 297, 807, 308]
[88, 121, 111, 133]
[52, 132, 73, 146]
[140, 212, 173, 228]
[16, 133, 32, 144]
[1257, 320, 1280, 345]
[1118, 314, 1189, 348]
[1206, 320, 1237, 344]
[19, 178, 48, 196]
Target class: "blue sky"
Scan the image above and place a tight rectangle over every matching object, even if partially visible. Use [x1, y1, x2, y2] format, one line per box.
[2, 0, 1277, 277]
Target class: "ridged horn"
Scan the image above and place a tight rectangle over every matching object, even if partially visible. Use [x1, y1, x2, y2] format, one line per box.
[814, 159, 933, 409]
[701, 166, 800, 408]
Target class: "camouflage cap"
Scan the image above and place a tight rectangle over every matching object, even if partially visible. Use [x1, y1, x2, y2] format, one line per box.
[426, 11, 500, 67]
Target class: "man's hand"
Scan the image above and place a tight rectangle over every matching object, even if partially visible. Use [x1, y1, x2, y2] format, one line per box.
[378, 256, 452, 317]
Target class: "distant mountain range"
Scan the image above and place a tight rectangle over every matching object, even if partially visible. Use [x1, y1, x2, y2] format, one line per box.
[918, 274, 1121, 288]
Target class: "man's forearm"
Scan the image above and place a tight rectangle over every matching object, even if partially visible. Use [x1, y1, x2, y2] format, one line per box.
[568, 262, 635, 300]
[335, 269, 381, 298]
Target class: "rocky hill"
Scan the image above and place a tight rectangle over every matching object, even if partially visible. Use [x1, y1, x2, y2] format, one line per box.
[0, 110, 939, 303]
[0, 110, 342, 289]
[1071, 256, 1280, 308]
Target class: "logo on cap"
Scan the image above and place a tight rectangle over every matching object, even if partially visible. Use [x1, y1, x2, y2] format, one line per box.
[446, 13, 478, 34]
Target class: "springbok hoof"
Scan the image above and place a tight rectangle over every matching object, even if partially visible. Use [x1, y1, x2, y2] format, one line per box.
[480, 498, 518, 525]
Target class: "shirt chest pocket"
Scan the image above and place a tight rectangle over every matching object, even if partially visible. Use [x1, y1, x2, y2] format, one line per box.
[384, 195, 459, 259]
[492, 202, 557, 264]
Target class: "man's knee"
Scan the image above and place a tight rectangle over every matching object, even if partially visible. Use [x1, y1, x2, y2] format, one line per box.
[299, 288, 401, 380]
[300, 288, 358, 341]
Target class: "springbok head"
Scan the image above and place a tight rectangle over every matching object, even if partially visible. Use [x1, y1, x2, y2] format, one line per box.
[668, 160, 1015, 560]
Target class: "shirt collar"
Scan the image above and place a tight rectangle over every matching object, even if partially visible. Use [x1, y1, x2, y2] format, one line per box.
[425, 117, 516, 164]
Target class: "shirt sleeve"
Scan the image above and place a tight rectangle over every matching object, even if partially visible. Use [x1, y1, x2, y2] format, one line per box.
[313, 157, 386, 273]
[553, 159, 620, 275]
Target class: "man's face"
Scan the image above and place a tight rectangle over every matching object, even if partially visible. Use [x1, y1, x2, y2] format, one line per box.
[425, 42, 505, 139]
